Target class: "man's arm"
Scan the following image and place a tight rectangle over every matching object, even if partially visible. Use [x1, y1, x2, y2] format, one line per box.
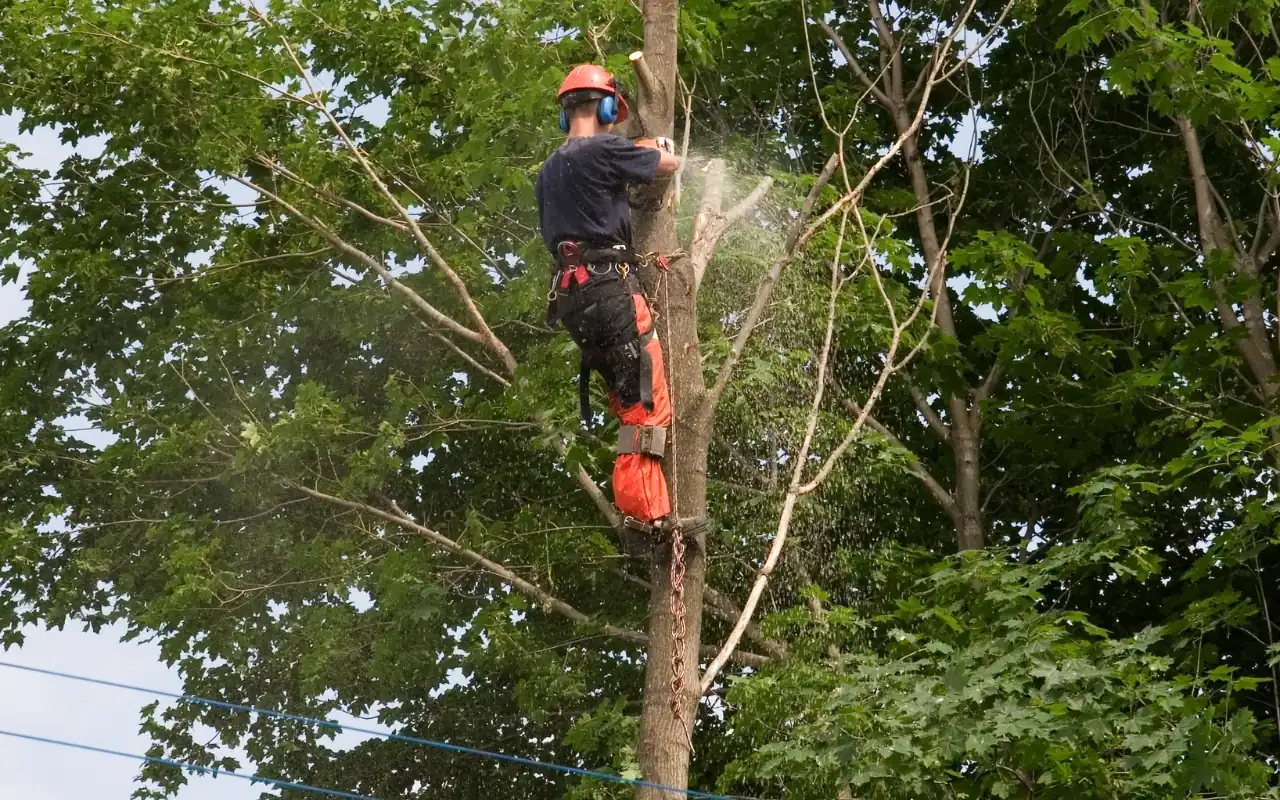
[635, 137, 680, 175]
[606, 135, 676, 185]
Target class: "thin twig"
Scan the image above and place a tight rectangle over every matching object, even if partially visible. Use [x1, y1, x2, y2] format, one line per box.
[426, 327, 511, 388]
[228, 176, 485, 346]
[700, 207, 851, 694]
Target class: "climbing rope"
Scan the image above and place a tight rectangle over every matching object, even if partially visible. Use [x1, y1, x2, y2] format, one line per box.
[656, 251, 693, 754]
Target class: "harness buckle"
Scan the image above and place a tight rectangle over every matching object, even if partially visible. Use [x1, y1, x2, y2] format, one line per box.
[557, 240, 582, 267]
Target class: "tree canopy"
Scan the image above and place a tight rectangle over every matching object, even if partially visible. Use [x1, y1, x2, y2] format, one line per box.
[1, 0, 1278, 797]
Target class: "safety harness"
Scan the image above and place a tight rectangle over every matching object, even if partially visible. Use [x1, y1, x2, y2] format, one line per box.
[546, 241, 658, 437]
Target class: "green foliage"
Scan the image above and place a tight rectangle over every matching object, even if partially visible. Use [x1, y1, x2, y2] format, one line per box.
[1, 0, 1279, 797]
[726, 542, 1278, 800]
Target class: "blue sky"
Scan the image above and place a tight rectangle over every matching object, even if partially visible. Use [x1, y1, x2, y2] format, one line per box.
[0, 112, 261, 800]
[0, 29, 1009, 795]
[0, 103, 434, 800]
[0, 624, 258, 800]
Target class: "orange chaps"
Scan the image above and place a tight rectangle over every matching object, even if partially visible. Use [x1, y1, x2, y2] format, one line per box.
[608, 293, 671, 522]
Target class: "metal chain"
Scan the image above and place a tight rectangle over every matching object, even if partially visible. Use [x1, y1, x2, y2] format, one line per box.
[659, 258, 692, 754]
[669, 523, 688, 727]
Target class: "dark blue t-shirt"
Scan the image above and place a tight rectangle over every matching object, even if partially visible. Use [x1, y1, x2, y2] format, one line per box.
[534, 134, 662, 255]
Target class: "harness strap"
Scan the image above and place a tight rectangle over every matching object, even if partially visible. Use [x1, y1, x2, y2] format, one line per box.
[619, 515, 711, 538]
[678, 516, 710, 538]
[560, 264, 590, 289]
[638, 330, 654, 413]
[579, 357, 593, 427]
[617, 424, 667, 457]
[555, 241, 641, 266]
[622, 515, 655, 536]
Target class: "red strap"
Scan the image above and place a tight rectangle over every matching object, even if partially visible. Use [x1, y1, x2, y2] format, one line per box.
[558, 266, 592, 290]
[656, 254, 671, 272]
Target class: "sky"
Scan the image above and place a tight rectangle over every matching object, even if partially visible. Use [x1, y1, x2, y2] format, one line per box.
[0, 623, 259, 800]
[0, 22, 1014, 796]
[0, 103, 428, 800]
[0, 112, 260, 800]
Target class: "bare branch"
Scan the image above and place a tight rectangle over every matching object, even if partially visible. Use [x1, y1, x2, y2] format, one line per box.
[927, 0, 1017, 90]
[696, 162, 726, 225]
[295, 488, 774, 664]
[689, 159, 773, 291]
[536, 414, 622, 530]
[724, 177, 774, 228]
[257, 156, 410, 233]
[974, 363, 1004, 406]
[426, 327, 511, 388]
[831, 377, 958, 517]
[1255, 201, 1280, 268]
[80, 22, 324, 113]
[794, 208, 951, 496]
[970, 364, 1003, 437]
[266, 15, 516, 375]
[817, 19, 896, 111]
[868, 0, 902, 100]
[385, 168, 515, 284]
[229, 176, 485, 347]
[695, 580, 789, 658]
[701, 160, 959, 687]
[700, 207, 850, 694]
[294, 484, 639, 641]
[796, 60, 944, 249]
[907, 381, 950, 440]
[248, 162, 621, 540]
[1210, 179, 1246, 257]
[700, 152, 840, 424]
[674, 73, 696, 206]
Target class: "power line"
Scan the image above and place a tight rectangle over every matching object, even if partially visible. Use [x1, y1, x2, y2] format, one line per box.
[0, 728, 378, 800]
[0, 660, 750, 800]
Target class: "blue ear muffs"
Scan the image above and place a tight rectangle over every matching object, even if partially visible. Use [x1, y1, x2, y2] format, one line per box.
[559, 91, 617, 132]
[597, 94, 618, 125]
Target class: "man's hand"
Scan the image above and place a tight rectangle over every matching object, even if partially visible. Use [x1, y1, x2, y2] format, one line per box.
[636, 137, 680, 175]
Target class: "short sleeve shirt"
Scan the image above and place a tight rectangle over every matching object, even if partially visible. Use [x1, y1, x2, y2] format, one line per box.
[534, 134, 662, 255]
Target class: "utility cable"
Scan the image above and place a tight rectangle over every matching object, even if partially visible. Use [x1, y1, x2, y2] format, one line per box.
[0, 660, 749, 800]
[0, 727, 378, 800]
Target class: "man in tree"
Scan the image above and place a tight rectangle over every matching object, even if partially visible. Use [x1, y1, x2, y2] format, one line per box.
[536, 64, 681, 537]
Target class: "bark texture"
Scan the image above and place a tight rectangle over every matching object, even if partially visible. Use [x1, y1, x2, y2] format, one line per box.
[631, 1, 709, 795]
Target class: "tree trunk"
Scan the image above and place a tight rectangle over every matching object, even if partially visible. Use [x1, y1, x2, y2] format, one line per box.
[898, 112, 985, 552]
[630, 0, 710, 795]
[1177, 116, 1278, 400]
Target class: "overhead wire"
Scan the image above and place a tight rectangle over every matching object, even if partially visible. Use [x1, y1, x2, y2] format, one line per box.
[0, 728, 378, 800]
[0, 660, 752, 800]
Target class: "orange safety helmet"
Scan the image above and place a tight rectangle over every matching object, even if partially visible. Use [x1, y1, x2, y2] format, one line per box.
[557, 64, 629, 125]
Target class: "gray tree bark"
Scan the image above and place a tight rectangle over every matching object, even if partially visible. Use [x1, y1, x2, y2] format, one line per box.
[628, 1, 709, 795]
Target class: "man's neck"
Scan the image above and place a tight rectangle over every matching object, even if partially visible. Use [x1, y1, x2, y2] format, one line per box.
[567, 119, 603, 139]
